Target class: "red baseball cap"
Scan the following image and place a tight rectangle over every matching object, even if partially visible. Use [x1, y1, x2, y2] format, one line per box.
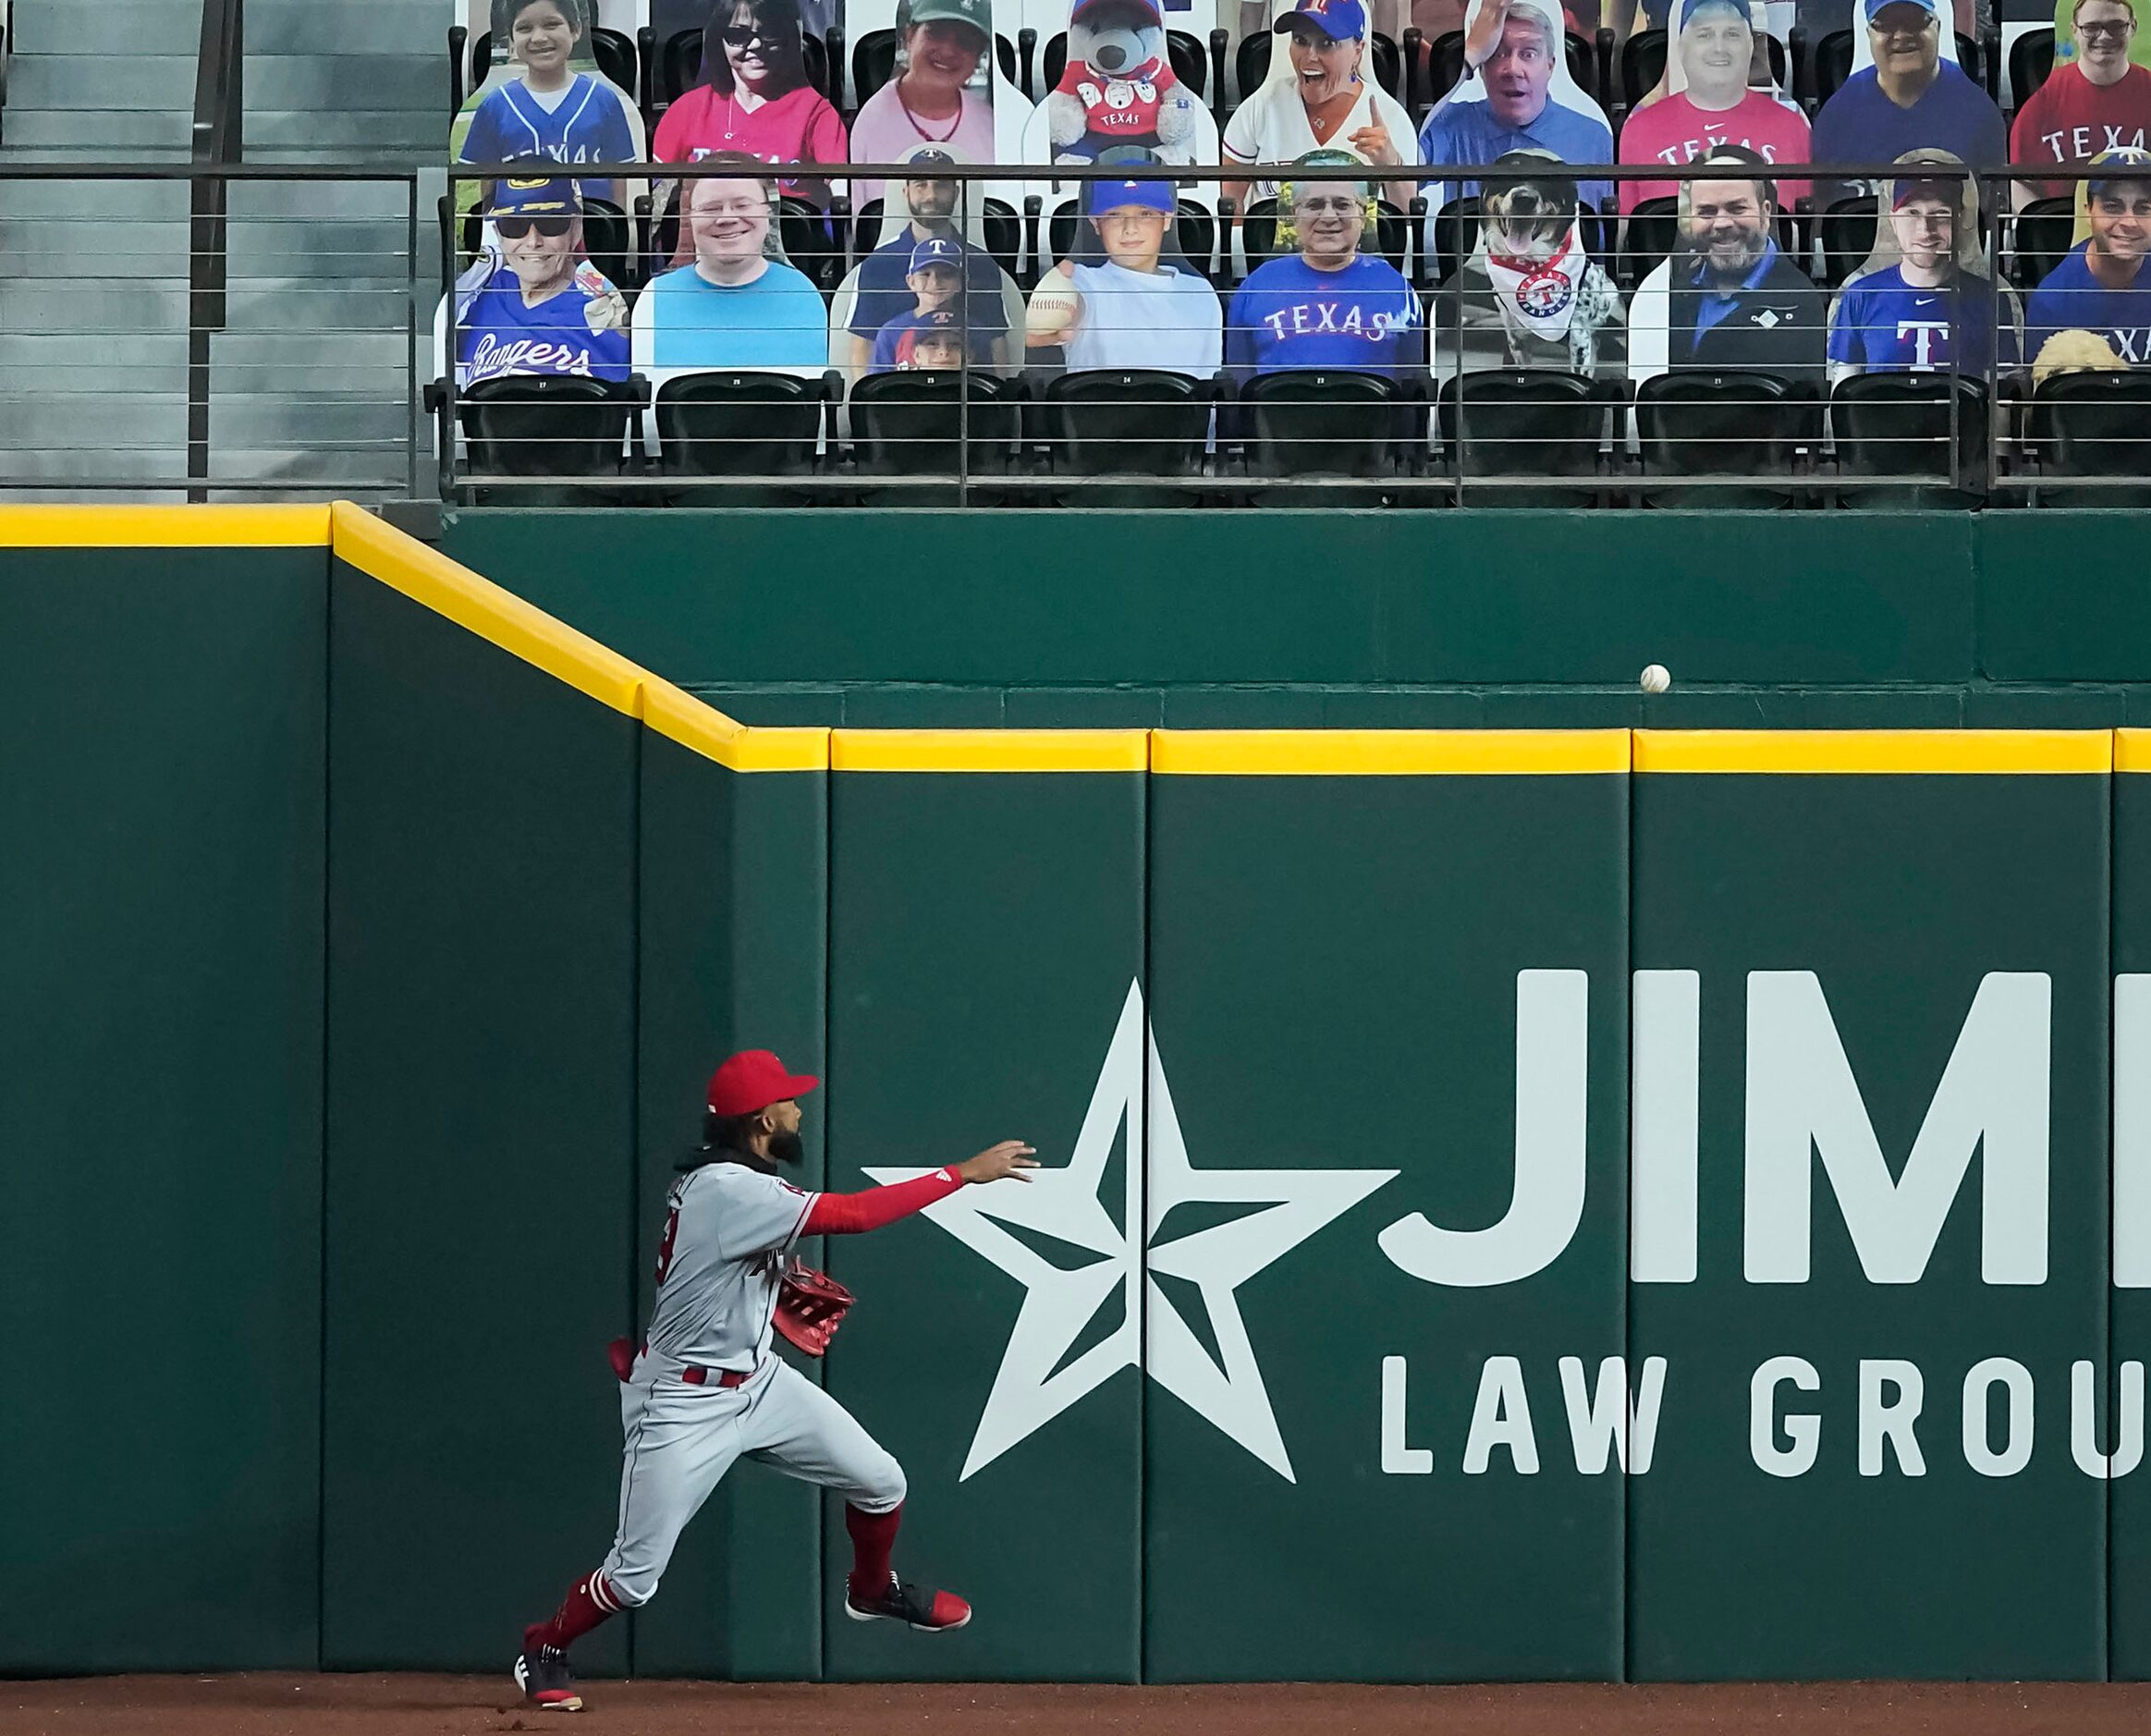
[705, 1049, 820, 1117]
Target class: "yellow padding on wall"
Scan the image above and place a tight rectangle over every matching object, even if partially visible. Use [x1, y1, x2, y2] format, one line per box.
[834, 729, 1150, 774]
[643, 682, 829, 773]
[1152, 729, 1632, 776]
[332, 502, 647, 718]
[331, 506, 817, 772]
[0, 503, 331, 546]
[1635, 729, 2113, 775]
[2120, 730, 2151, 774]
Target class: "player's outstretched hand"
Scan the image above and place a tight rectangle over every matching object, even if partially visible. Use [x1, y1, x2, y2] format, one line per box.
[958, 1141, 1039, 1184]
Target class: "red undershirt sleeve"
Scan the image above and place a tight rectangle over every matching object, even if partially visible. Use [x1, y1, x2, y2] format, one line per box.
[803, 1167, 963, 1235]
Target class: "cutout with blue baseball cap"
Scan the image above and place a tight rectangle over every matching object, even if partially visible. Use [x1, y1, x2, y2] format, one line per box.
[489, 173, 582, 216]
[909, 235, 966, 272]
[1274, 0, 1368, 39]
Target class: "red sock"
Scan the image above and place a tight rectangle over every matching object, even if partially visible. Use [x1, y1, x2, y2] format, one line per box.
[527, 1571, 621, 1653]
[846, 1502, 902, 1602]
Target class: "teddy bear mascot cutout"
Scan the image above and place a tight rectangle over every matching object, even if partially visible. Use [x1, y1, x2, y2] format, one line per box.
[1044, 0, 1205, 164]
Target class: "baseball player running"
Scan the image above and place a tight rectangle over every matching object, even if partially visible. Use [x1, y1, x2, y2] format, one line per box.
[514, 1048, 1036, 1712]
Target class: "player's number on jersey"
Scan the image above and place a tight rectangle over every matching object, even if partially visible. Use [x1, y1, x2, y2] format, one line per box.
[654, 1206, 681, 1287]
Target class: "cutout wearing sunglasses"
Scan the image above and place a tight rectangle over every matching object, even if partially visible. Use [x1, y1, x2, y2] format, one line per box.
[496, 214, 576, 238]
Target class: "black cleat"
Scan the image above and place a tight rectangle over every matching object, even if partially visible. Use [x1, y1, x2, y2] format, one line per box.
[844, 1571, 972, 1632]
[513, 1632, 584, 1712]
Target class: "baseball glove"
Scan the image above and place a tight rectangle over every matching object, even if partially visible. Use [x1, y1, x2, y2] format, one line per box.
[774, 1261, 854, 1358]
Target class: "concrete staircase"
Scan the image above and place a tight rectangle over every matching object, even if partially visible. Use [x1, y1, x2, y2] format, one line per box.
[0, 0, 447, 498]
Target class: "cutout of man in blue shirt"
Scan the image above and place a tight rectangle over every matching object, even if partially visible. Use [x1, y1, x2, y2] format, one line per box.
[1809, 0, 2005, 202]
[2028, 150, 2151, 366]
[1418, 0, 1614, 215]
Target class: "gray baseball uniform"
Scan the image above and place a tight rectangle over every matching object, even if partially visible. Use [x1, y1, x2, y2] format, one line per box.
[597, 1158, 905, 1608]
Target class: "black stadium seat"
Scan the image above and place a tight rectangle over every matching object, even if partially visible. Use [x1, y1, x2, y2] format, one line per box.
[1812, 27, 1982, 104]
[1620, 194, 1680, 289]
[580, 197, 634, 290]
[1634, 369, 1819, 505]
[1434, 369, 1607, 503]
[1243, 368, 1412, 483]
[654, 370, 832, 503]
[849, 370, 1023, 499]
[1831, 372, 1990, 501]
[1817, 195, 1878, 289]
[2009, 29, 2055, 107]
[1038, 369, 1211, 504]
[457, 373, 641, 505]
[1618, 28, 1787, 112]
[851, 28, 1018, 106]
[2031, 369, 2151, 505]
[2011, 195, 2076, 292]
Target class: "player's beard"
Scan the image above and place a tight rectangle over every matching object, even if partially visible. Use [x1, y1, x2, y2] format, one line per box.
[769, 1130, 805, 1166]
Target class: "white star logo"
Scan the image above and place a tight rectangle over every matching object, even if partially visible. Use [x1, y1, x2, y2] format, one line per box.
[866, 982, 1396, 1483]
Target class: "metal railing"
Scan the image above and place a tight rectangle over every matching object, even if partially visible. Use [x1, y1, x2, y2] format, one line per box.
[3, 154, 2146, 507]
[425, 157, 2147, 507]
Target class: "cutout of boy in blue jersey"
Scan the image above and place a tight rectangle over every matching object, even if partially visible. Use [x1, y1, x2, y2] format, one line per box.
[459, 0, 638, 205]
[455, 175, 630, 385]
[1827, 158, 2014, 381]
[868, 238, 1000, 372]
[1226, 150, 1425, 379]
[2027, 147, 2151, 366]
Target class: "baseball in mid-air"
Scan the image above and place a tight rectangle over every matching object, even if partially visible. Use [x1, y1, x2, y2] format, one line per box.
[1640, 664, 1671, 694]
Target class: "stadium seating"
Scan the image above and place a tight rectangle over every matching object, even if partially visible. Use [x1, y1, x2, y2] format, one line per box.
[653, 368, 834, 502]
[1035, 369, 1214, 504]
[2029, 369, 2151, 505]
[1634, 370, 1819, 507]
[454, 373, 642, 505]
[849, 369, 1022, 500]
[1434, 369, 1610, 504]
[1830, 372, 1991, 503]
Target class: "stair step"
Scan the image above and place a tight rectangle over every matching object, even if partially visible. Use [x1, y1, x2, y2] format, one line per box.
[246, 114, 446, 155]
[9, 0, 205, 56]
[226, 218, 417, 280]
[246, 54, 445, 112]
[243, 0, 456, 57]
[5, 51, 196, 109]
[222, 283, 415, 330]
[1, 107, 195, 151]
[0, 392, 189, 445]
[0, 282, 189, 329]
[0, 180, 190, 218]
[0, 218, 191, 276]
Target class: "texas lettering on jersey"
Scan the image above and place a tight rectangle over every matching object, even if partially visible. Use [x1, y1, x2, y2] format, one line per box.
[1257, 300, 1410, 342]
[1649, 128, 1785, 168]
[2033, 122, 2151, 160]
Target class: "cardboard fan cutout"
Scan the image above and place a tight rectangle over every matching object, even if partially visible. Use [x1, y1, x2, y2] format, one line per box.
[453, 0, 646, 219]
[1618, 0, 1809, 212]
[1020, 0, 1221, 215]
[1809, 0, 2005, 199]
[1825, 147, 2020, 380]
[1222, 0, 1421, 203]
[1417, 0, 1616, 226]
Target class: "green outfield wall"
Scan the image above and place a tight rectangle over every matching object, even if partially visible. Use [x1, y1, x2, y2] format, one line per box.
[9, 505, 2151, 1687]
[437, 509, 2151, 729]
